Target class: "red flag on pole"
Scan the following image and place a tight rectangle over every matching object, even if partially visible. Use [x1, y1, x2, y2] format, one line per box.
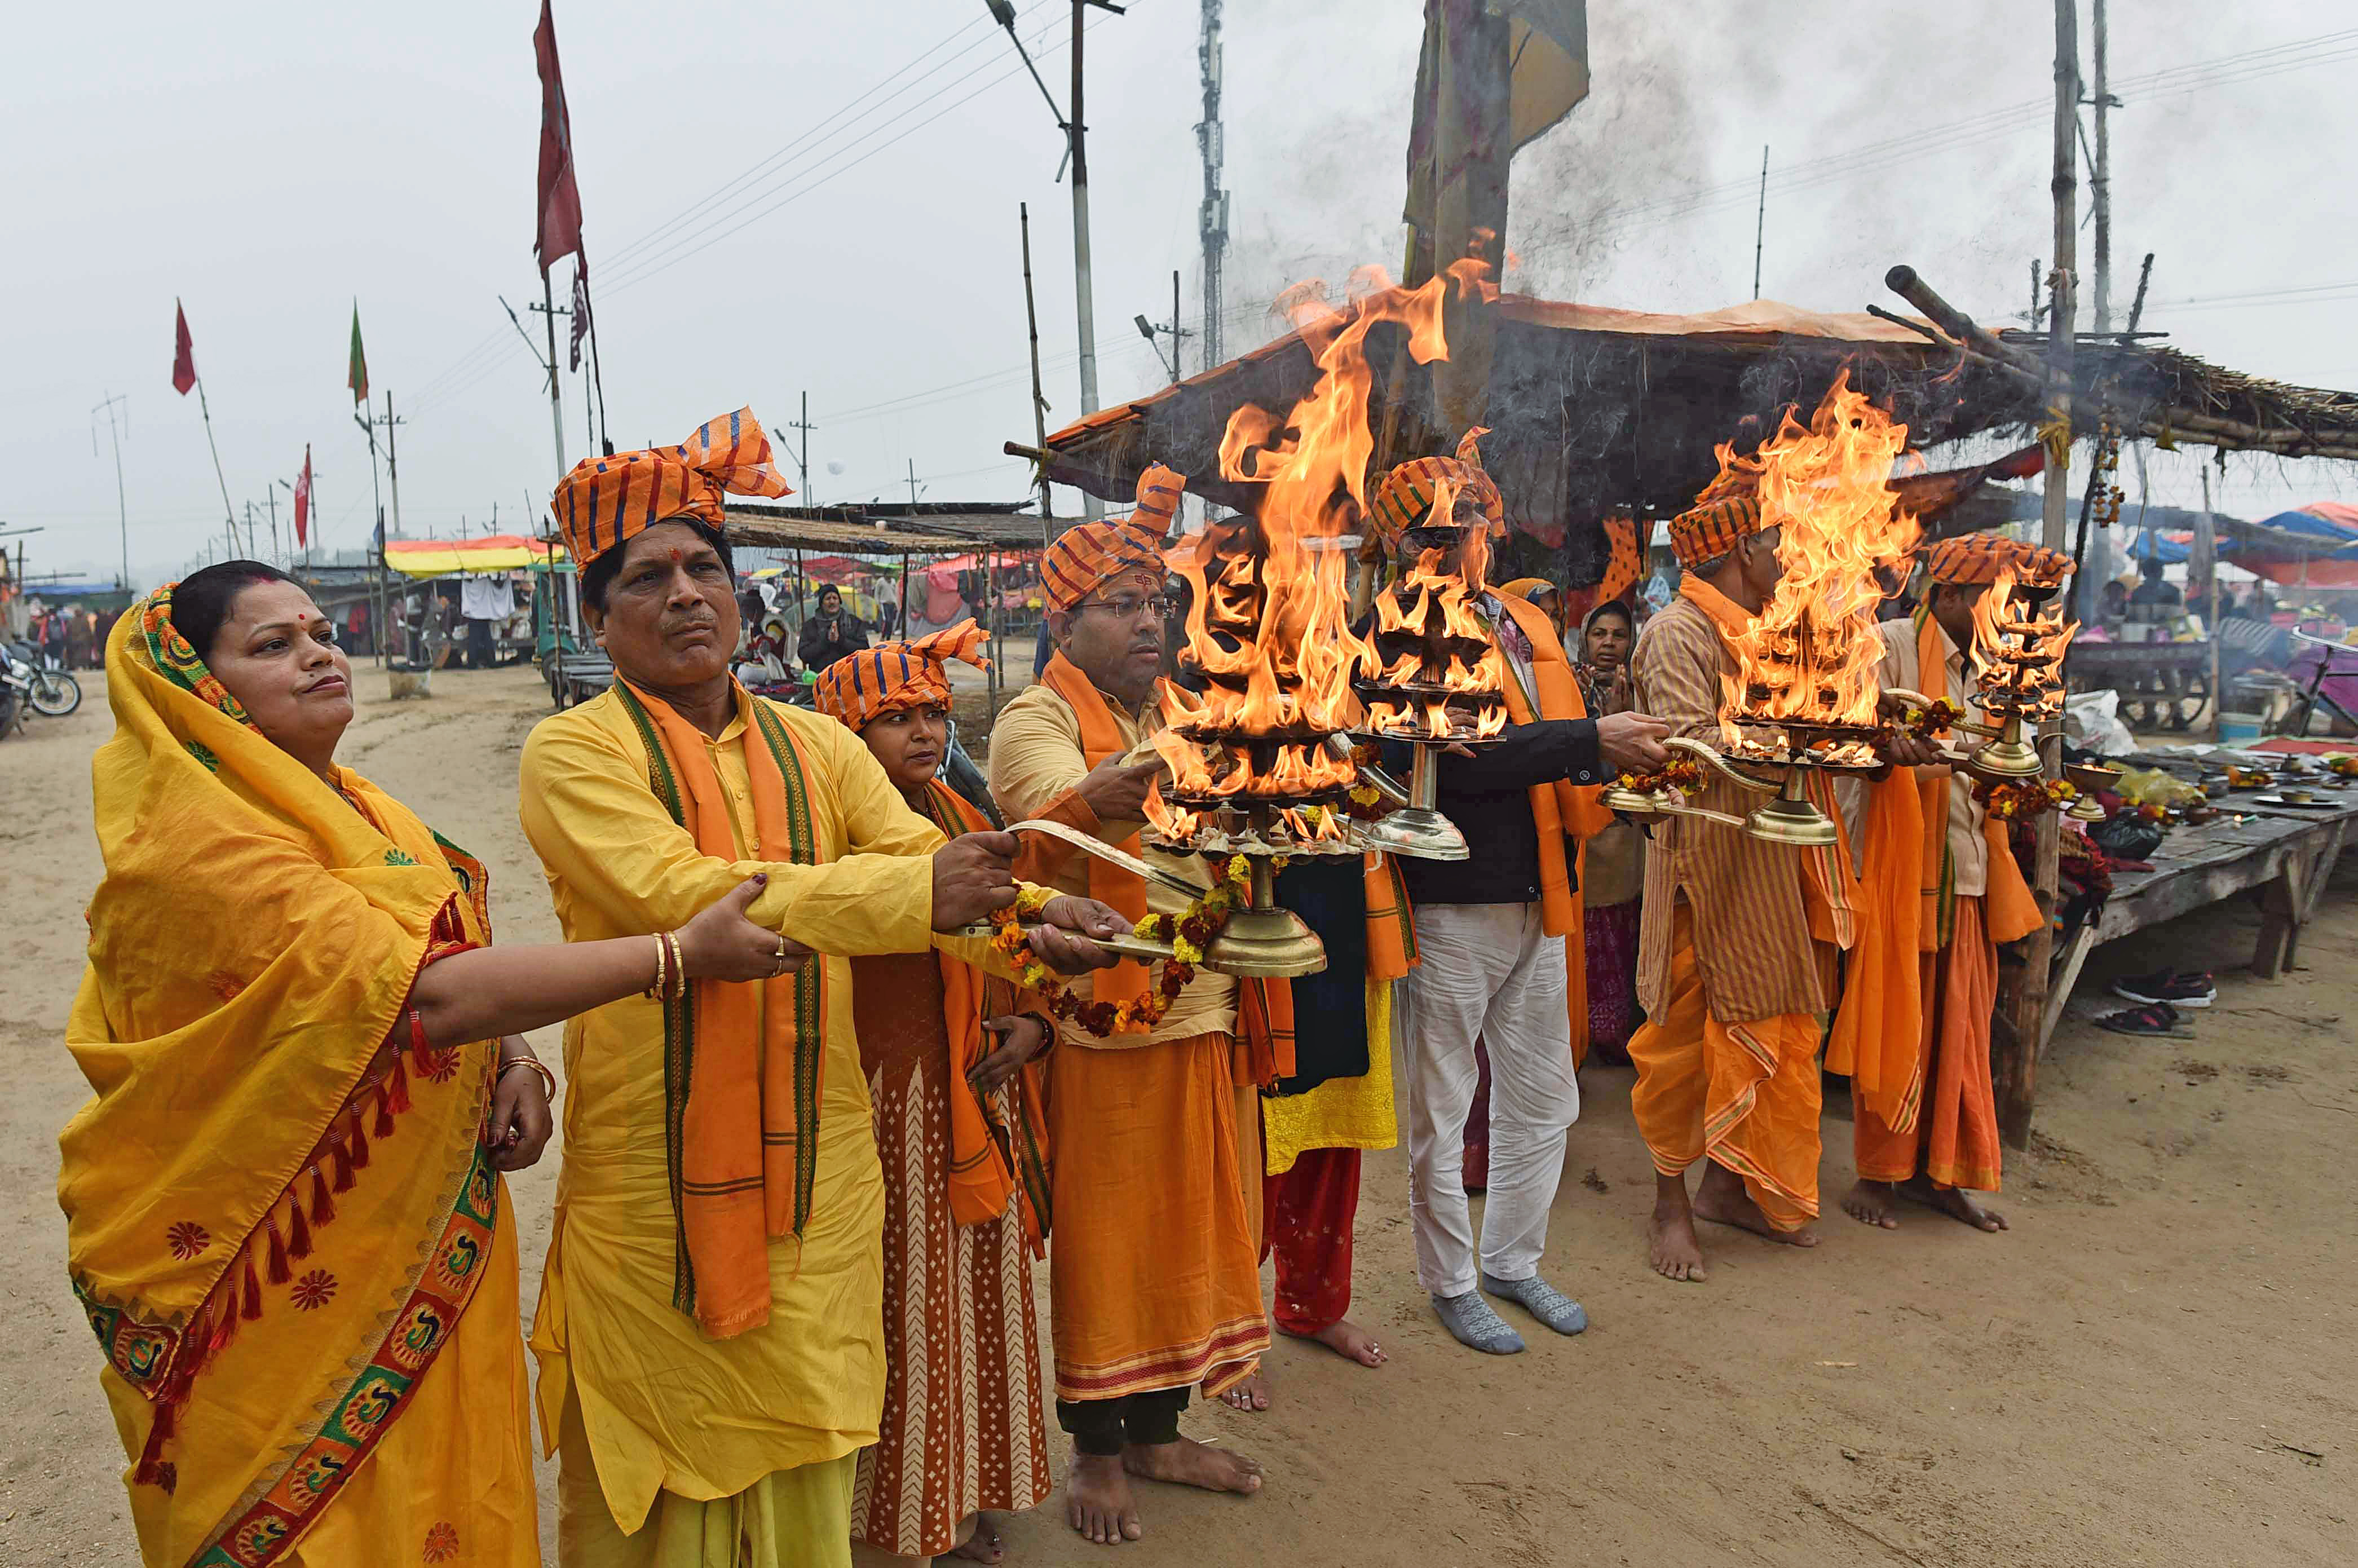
[294, 444, 313, 547]
[172, 300, 197, 395]
[533, 1, 584, 276]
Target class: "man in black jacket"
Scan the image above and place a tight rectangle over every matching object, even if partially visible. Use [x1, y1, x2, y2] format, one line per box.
[796, 584, 869, 672]
[1366, 450, 1668, 1357]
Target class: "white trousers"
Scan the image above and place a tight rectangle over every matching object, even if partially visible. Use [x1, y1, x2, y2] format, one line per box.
[1401, 901, 1579, 1297]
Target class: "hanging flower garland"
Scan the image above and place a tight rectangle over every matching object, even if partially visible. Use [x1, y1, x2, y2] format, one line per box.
[989, 854, 1252, 1039]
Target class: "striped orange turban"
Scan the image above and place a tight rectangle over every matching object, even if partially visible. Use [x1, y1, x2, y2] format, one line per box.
[813, 619, 991, 733]
[1667, 468, 1767, 568]
[1925, 534, 2075, 588]
[1041, 463, 1185, 611]
[551, 407, 793, 567]
[1364, 426, 1505, 556]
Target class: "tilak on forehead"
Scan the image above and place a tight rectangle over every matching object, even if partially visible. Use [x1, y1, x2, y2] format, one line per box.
[550, 406, 794, 567]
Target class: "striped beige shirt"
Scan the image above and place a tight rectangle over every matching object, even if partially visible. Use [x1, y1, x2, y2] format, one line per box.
[1632, 596, 1834, 1024]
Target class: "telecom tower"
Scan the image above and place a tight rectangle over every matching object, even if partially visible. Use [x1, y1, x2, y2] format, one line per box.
[1196, 0, 1228, 375]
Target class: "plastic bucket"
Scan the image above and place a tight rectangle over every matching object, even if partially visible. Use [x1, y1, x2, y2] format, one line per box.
[2219, 710, 2264, 742]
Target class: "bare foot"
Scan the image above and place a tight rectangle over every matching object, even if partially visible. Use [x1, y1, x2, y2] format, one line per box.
[1841, 1178, 1901, 1229]
[1066, 1454, 1141, 1545]
[1693, 1164, 1819, 1247]
[1280, 1317, 1386, 1367]
[1122, 1436, 1264, 1499]
[1217, 1372, 1270, 1412]
[951, 1512, 1004, 1563]
[1648, 1174, 1707, 1282]
[1897, 1176, 2008, 1232]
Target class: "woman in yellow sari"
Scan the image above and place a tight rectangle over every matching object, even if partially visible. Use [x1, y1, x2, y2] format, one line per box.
[60, 562, 794, 1568]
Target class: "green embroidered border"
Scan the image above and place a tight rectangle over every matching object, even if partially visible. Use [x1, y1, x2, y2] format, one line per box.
[611, 684, 703, 1317]
[750, 701, 824, 1240]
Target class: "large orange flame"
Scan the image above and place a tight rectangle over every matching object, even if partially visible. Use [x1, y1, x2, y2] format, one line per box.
[1968, 563, 2077, 719]
[1718, 372, 1922, 750]
[1147, 260, 1492, 841]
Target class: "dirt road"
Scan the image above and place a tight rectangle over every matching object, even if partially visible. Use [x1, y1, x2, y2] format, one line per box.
[3, 665, 2350, 1564]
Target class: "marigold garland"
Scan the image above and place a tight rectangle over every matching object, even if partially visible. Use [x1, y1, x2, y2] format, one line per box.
[1612, 756, 1706, 797]
[988, 854, 1252, 1039]
[1896, 699, 1967, 739]
[1975, 776, 2076, 821]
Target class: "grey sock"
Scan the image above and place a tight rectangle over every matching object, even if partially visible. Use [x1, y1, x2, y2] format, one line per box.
[1431, 1290, 1525, 1355]
[1482, 1271, 1589, 1336]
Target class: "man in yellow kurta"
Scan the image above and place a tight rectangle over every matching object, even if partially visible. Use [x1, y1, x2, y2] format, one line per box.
[987, 465, 1271, 1547]
[518, 409, 1119, 1567]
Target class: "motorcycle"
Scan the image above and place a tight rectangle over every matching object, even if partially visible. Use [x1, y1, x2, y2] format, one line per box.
[5, 642, 81, 717]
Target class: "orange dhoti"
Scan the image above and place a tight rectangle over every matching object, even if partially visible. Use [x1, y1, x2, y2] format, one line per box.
[1046, 1031, 1269, 1403]
[1854, 893, 2003, 1192]
[1628, 902, 1832, 1232]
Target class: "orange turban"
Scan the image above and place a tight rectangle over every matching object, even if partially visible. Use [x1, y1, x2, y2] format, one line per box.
[551, 407, 793, 567]
[1924, 534, 2076, 589]
[1498, 577, 1557, 604]
[813, 620, 991, 733]
[1667, 469, 1766, 568]
[1041, 463, 1185, 611]
[1364, 426, 1505, 556]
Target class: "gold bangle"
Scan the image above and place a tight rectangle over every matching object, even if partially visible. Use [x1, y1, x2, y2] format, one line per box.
[498, 1055, 558, 1102]
[644, 933, 668, 1000]
[664, 931, 689, 1002]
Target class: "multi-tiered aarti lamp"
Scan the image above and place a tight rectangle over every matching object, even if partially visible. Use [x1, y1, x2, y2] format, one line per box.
[1599, 374, 1919, 849]
[1885, 558, 2082, 817]
[993, 267, 1480, 982]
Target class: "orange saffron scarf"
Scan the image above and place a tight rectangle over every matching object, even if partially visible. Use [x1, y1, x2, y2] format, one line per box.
[925, 780, 1054, 1248]
[1034, 651, 1155, 1024]
[612, 679, 825, 1340]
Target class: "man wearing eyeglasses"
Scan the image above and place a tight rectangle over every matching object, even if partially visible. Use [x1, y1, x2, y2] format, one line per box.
[986, 465, 1269, 1546]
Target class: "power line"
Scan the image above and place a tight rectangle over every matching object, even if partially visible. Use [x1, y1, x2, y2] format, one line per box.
[599, 6, 1106, 298]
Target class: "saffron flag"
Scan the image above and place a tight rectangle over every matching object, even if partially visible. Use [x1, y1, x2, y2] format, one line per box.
[534, 0, 584, 276]
[172, 301, 197, 396]
[294, 444, 312, 548]
[347, 304, 369, 407]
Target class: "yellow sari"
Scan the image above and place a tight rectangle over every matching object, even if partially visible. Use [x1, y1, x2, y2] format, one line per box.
[59, 595, 537, 1567]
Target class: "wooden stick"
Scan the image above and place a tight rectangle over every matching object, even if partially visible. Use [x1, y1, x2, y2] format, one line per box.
[1884, 266, 2051, 385]
[1865, 303, 1945, 344]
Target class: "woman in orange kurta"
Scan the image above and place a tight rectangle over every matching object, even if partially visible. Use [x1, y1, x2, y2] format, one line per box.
[60, 564, 788, 1568]
[815, 625, 1056, 1565]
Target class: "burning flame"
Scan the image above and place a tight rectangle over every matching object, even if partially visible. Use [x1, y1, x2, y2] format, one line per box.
[1719, 372, 1922, 752]
[1357, 507, 1512, 742]
[1968, 563, 2077, 720]
[1147, 260, 1492, 842]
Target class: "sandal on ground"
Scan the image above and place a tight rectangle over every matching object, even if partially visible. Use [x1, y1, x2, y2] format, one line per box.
[2110, 969, 2216, 1008]
[2096, 1001, 2193, 1037]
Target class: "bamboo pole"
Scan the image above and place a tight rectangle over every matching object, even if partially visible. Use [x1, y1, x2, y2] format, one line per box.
[1993, 0, 2079, 1152]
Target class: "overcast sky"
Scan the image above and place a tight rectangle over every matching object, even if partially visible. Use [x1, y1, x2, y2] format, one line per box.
[7, 1, 2353, 586]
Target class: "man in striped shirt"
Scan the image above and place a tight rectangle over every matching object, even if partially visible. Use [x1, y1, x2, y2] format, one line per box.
[1627, 474, 1857, 1282]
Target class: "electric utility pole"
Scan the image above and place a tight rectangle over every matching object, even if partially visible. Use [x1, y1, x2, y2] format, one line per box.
[2088, 0, 2116, 332]
[1197, 0, 1227, 370]
[92, 393, 129, 590]
[791, 391, 815, 503]
[985, 0, 1125, 519]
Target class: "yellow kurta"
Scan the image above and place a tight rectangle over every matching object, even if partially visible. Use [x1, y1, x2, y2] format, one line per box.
[519, 686, 985, 1539]
[1262, 978, 1396, 1176]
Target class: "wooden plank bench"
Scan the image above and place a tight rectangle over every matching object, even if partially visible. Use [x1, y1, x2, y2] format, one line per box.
[2039, 796, 2357, 1045]
[549, 649, 615, 710]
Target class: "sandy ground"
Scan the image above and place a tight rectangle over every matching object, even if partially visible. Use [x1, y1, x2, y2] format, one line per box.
[3, 663, 2352, 1565]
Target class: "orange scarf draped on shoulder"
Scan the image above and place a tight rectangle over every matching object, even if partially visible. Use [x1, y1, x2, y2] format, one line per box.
[924, 780, 1054, 1250]
[1034, 651, 1157, 1024]
[612, 679, 825, 1340]
[1492, 590, 1614, 1063]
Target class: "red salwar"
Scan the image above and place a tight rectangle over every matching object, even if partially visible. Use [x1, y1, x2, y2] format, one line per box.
[1260, 1147, 1360, 1338]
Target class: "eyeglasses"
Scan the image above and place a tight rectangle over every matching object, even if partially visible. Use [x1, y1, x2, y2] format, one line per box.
[1074, 594, 1176, 621]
